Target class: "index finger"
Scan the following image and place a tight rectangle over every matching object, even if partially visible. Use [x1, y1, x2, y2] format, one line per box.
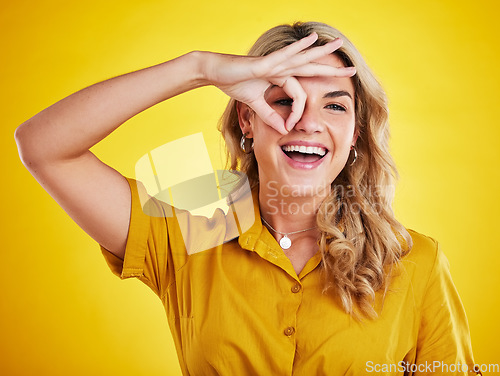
[280, 76, 306, 131]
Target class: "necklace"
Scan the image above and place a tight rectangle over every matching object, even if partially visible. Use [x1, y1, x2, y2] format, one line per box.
[261, 216, 317, 250]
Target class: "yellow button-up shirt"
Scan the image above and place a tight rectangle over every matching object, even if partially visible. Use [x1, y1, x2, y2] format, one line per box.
[101, 178, 477, 375]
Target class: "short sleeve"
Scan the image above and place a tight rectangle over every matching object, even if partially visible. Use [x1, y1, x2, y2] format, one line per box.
[100, 177, 179, 298]
[415, 246, 479, 375]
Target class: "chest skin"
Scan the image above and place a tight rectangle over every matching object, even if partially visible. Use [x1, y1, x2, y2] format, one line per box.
[278, 232, 320, 275]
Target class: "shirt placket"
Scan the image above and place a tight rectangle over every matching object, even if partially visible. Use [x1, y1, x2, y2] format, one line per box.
[252, 238, 320, 374]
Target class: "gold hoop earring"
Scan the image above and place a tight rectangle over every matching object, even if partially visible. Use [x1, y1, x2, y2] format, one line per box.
[240, 133, 254, 154]
[349, 145, 357, 166]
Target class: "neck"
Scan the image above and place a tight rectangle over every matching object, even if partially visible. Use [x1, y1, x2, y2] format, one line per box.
[258, 182, 327, 235]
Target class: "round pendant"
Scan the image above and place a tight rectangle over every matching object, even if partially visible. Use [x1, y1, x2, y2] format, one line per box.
[279, 235, 291, 250]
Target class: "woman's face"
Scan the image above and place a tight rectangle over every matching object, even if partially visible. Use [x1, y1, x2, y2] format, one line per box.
[243, 53, 356, 199]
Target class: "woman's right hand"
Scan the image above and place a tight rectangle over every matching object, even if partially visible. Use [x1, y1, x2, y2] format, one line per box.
[201, 33, 356, 134]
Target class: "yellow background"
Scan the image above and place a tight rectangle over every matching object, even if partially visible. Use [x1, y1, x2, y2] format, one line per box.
[1, 0, 499, 374]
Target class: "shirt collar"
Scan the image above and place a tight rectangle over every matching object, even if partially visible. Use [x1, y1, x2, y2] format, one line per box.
[237, 187, 322, 280]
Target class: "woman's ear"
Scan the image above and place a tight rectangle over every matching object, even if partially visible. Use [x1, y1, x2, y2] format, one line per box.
[352, 127, 360, 146]
[236, 102, 254, 138]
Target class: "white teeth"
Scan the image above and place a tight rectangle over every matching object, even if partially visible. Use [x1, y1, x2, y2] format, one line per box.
[282, 144, 327, 156]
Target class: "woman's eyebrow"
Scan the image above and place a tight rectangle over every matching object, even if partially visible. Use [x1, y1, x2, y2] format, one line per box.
[265, 84, 281, 96]
[323, 90, 352, 100]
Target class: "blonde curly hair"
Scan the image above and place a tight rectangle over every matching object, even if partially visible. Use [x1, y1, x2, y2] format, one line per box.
[219, 21, 412, 319]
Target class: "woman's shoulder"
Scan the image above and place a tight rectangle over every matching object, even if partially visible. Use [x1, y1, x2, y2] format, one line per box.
[406, 228, 439, 258]
[397, 228, 446, 286]
[388, 229, 457, 311]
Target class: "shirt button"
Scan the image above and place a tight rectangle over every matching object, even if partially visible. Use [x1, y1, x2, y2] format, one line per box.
[284, 327, 295, 336]
[291, 283, 301, 293]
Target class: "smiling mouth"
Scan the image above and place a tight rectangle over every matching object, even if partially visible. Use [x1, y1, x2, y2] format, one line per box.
[281, 145, 328, 163]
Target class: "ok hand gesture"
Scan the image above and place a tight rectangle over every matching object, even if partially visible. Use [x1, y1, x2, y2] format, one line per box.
[203, 33, 356, 134]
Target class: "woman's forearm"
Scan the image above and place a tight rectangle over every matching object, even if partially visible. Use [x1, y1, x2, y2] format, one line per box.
[15, 51, 208, 165]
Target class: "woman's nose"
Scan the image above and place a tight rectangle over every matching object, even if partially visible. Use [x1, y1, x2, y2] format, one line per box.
[292, 105, 324, 134]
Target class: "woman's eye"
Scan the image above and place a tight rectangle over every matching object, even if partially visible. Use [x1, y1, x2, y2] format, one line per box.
[326, 103, 347, 112]
[275, 98, 293, 106]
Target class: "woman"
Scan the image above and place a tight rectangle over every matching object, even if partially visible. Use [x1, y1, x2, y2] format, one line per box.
[15, 21, 478, 375]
